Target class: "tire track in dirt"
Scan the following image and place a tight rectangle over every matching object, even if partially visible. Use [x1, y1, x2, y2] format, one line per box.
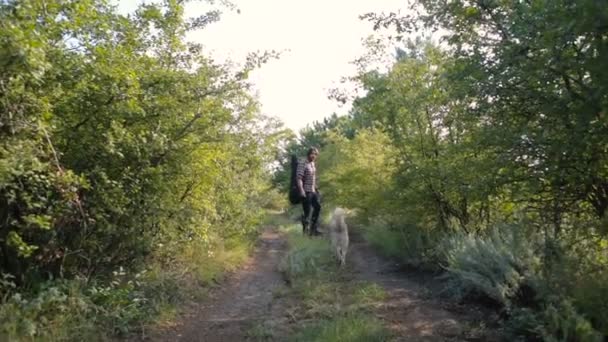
[348, 231, 500, 342]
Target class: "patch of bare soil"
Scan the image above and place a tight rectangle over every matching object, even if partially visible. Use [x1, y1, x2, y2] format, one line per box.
[143, 228, 290, 342]
[348, 231, 502, 341]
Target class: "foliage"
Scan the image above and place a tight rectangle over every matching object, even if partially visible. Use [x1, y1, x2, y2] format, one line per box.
[439, 224, 542, 308]
[0, 230, 255, 341]
[363, 222, 441, 269]
[293, 314, 391, 342]
[0, 0, 285, 339]
[509, 299, 603, 342]
[0, 0, 282, 283]
[316, 128, 397, 221]
[365, 0, 608, 230]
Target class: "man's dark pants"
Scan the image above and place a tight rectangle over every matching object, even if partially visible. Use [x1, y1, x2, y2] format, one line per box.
[302, 191, 321, 234]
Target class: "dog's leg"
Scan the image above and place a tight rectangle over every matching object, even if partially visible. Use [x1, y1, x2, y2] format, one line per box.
[337, 248, 345, 267]
[334, 247, 339, 264]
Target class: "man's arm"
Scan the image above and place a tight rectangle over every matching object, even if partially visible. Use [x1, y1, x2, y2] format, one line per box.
[297, 178, 305, 196]
[296, 161, 305, 196]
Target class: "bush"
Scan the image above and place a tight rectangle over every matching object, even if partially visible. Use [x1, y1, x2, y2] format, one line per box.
[570, 269, 608, 336]
[261, 187, 289, 211]
[439, 224, 542, 308]
[508, 299, 603, 342]
[552, 234, 608, 336]
[363, 220, 441, 269]
[0, 280, 100, 341]
[0, 230, 258, 341]
[0, 271, 185, 341]
[540, 298, 602, 342]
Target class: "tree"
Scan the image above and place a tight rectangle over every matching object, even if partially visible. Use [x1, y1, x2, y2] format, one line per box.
[0, 0, 280, 283]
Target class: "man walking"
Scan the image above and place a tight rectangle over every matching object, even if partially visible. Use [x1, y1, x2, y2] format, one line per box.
[297, 147, 322, 236]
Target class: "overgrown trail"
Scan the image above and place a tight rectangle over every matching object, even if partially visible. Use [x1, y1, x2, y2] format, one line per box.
[145, 221, 498, 342]
[149, 228, 289, 342]
[348, 232, 496, 341]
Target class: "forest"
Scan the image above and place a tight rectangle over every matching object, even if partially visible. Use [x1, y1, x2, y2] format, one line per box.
[1, 0, 607, 341]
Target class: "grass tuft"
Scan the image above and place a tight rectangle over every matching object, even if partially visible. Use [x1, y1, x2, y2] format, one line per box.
[293, 313, 391, 342]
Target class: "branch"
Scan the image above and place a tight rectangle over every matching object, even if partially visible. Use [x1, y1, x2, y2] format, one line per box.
[40, 124, 89, 232]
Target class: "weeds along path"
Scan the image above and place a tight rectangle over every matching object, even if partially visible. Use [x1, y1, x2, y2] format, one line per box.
[147, 226, 290, 342]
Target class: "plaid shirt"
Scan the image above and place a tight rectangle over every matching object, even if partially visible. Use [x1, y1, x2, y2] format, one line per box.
[297, 159, 316, 193]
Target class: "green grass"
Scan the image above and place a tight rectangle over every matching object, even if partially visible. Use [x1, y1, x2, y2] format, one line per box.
[273, 220, 392, 341]
[353, 282, 387, 304]
[293, 313, 391, 342]
[362, 223, 440, 269]
[264, 211, 297, 229]
[363, 226, 406, 259]
[278, 224, 337, 283]
[185, 236, 253, 285]
[246, 321, 274, 341]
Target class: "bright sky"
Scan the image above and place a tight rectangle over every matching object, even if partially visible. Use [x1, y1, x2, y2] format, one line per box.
[116, 0, 405, 132]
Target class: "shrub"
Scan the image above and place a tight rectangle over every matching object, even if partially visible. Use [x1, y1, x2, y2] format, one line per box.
[363, 220, 442, 269]
[0, 280, 99, 341]
[439, 224, 542, 308]
[570, 269, 608, 336]
[547, 234, 608, 336]
[508, 298, 603, 342]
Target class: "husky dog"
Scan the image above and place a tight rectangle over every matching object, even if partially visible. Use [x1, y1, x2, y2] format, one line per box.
[329, 207, 349, 267]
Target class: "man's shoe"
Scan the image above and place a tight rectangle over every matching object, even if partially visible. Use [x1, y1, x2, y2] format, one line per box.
[310, 221, 321, 236]
[301, 215, 309, 234]
[310, 228, 322, 236]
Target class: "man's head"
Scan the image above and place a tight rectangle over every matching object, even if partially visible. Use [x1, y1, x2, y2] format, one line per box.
[306, 147, 319, 162]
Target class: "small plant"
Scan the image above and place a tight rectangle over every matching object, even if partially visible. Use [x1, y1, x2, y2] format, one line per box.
[247, 321, 274, 341]
[293, 313, 391, 342]
[353, 282, 387, 305]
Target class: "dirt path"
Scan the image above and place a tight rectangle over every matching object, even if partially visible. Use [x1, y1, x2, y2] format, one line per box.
[144, 222, 498, 342]
[149, 228, 289, 342]
[348, 232, 498, 341]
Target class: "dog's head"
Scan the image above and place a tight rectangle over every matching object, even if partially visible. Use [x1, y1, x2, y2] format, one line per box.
[333, 207, 346, 217]
[332, 207, 353, 223]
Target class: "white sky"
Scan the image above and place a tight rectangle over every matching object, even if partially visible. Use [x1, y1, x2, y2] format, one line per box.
[116, 0, 406, 132]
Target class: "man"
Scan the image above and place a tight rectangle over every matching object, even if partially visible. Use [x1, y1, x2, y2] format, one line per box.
[297, 147, 322, 236]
